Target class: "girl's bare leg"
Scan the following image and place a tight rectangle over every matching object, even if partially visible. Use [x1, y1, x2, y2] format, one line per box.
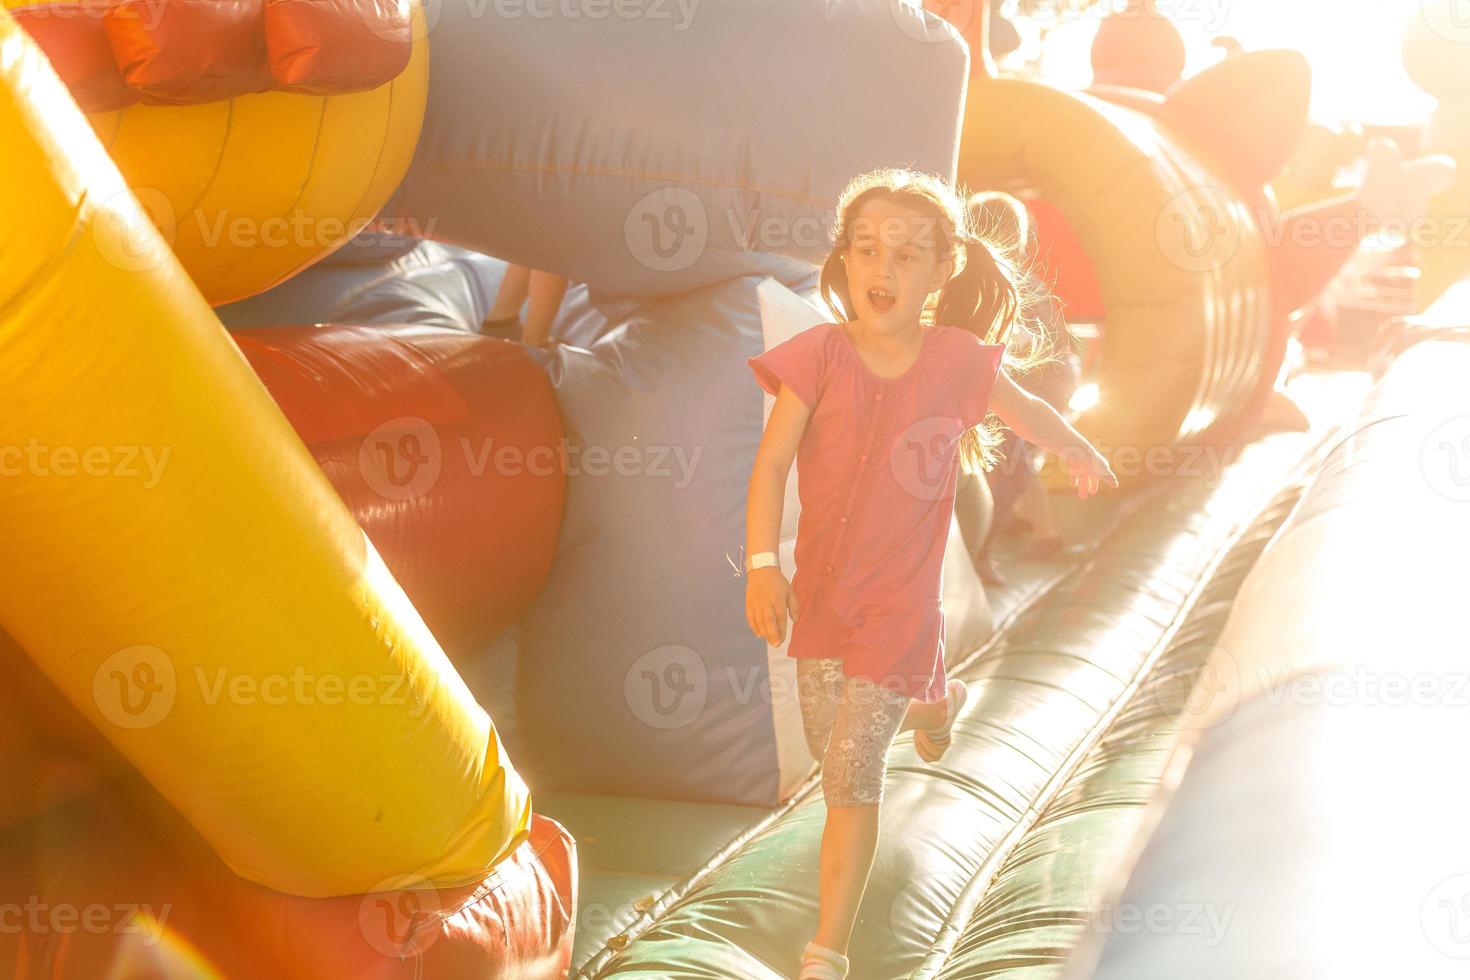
[809, 676, 910, 957]
[953, 467, 995, 563]
[521, 270, 569, 349]
[485, 262, 531, 323]
[812, 803, 881, 954]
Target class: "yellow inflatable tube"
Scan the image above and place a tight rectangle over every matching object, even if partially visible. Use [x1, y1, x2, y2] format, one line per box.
[0, 12, 529, 899]
[960, 78, 1272, 481]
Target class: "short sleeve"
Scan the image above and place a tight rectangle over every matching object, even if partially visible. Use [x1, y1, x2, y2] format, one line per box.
[957, 336, 1005, 429]
[747, 324, 829, 409]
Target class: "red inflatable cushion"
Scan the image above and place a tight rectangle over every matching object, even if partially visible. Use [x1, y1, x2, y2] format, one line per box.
[0, 786, 577, 978]
[11, 0, 412, 109]
[234, 324, 566, 660]
[104, 0, 272, 104]
[0, 629, 117, 834]
[265, 0, 412, 94]
[10, 2, 138, 111]
[223, 813, 578, 979]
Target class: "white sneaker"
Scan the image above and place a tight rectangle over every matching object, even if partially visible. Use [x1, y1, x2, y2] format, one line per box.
[914, 679, 968, 763]
[800, 941, 849, 980]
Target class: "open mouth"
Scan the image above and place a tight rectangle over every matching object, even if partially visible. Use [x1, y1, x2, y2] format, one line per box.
[867, 286, 896, 313]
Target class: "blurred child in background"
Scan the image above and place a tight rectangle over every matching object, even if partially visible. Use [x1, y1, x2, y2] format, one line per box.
[964, 192, 1081, 582]
[482, 263, 568, 349]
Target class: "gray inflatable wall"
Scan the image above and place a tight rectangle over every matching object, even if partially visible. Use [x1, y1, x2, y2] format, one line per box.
[383, 0, 969, 298]
[1067, 339, 1470, 979]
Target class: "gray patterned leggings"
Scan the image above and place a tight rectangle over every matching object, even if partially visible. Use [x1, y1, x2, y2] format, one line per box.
[796, 658, 911, 807]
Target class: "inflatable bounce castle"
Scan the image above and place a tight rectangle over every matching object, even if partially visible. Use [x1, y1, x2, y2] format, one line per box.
[2, 0, 1468, 976]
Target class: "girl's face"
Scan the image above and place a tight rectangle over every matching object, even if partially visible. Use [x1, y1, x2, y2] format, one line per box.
[844, 195, 954, 335]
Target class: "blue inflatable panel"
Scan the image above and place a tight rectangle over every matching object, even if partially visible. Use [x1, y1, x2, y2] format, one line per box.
[514, 274, 993, 806]
[516, 276, 784, 802]
[383, 0, 968, 298]
[215, 234, 505, 332]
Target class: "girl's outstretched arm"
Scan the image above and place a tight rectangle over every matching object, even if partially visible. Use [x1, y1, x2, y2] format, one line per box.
[745, 385, 811, 644]
[988, 369, 1119, 499]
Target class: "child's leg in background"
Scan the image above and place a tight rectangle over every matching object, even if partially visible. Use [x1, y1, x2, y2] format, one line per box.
[485, 262, 530, 323]
[953, 465, 996, 564]
[983, 428, 1029, 540]
[1013, 468, 1053, 533]
[521, 269, 569, 349]
[1013, 454, 1062, 548]
[796, 658, 910, 958]
[1006, 336, 1076, 551]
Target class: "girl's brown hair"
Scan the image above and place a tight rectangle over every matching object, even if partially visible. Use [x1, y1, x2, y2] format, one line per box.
[817, 167, 1056, 475]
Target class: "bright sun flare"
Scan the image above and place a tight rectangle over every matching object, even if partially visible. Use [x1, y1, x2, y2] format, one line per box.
[1037, 0, 1440, 125]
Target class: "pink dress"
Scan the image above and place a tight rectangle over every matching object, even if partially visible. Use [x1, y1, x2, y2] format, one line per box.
[748, 321, 1006, 703]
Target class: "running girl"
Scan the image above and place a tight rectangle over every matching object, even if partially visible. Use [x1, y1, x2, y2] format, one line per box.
[743, 167, 1117, 980]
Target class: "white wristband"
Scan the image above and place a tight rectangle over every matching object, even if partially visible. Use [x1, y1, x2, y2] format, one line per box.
[745, 551, 778, 573]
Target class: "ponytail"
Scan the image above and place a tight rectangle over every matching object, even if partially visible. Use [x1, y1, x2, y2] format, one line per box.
[935, 235, 1021, 347]
[938, 234, 1054, 476]
[818, 246, 853, 324]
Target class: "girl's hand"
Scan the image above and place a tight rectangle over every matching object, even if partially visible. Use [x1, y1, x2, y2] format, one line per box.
[1064, 444, 1119, 500]
[746, 567, 799, 645]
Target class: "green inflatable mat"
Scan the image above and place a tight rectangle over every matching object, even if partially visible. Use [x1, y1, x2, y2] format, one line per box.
[539, 372, 1370, 979]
